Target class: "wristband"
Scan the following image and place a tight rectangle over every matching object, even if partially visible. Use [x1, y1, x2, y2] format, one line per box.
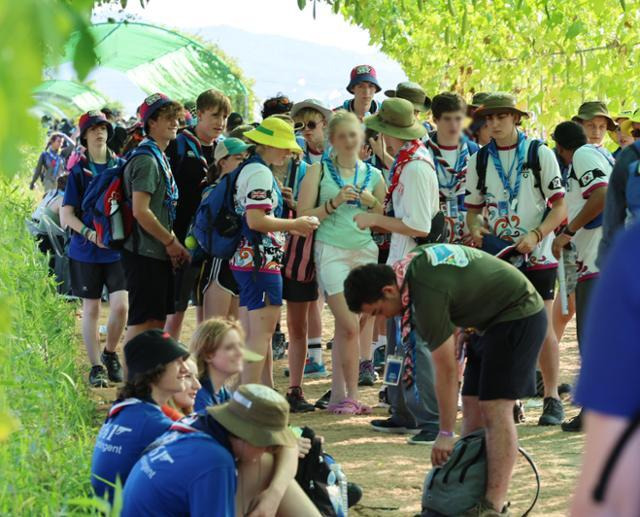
[329, 198, 337, 210]
[563, 226, 576, 237]
[80, 225, 89, 238]
[438, 430, 455, 438]
[164, 235, 175, 247]
[533, 228, 543, 243]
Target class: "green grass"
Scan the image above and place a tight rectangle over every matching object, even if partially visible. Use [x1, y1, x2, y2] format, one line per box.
[0, 180, 97, 515]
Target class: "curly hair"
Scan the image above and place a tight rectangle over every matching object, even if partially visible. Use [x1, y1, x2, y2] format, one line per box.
[117, 363, 168, 401]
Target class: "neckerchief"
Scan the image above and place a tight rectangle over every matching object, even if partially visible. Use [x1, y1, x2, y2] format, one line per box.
[385, 139, 432, 216]
[45, 150, 63, 179]
[487, 132, 526, 204]
[80, 148, 118, 178]
[392, 251, 419, 388]
[427, 136, 470, 194]
[139, 137, 179, 223]
[179, 128, 210, 174]
[323, 156, 372, 207]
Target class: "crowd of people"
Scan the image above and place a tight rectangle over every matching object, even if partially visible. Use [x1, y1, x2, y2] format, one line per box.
[28, 63, 640, 516]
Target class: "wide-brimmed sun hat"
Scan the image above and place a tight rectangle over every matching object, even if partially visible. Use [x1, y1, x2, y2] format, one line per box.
[364, 98, 427, 140]
[467, 92, 492, 116]
[244, 117, 303, 153]
[208, 384, 297, 447]
[290, 98, 334, 121]
[619, 110, 640, 136]
[384, 82, 431, 112]
[572, 101, 617, 131]
[473, 92, 530, 118]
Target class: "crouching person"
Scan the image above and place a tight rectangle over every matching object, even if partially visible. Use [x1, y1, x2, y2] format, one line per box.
[344, 244, 547, 516]
[121, 384, 321, 517]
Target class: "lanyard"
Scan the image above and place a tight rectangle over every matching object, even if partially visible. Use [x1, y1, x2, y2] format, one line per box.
[323, 157, 372, 207]
[488, 132, 526, 204]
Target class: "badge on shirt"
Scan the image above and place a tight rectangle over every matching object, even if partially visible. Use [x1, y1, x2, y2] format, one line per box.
[424, 244, 469, 268]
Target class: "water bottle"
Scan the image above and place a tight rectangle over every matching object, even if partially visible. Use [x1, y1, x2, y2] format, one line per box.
[110, 198, 125, 241]
[329, 463, 348, 517]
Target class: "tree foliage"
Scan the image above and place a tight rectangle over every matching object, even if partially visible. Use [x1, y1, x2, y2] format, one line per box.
[301, 0, 640, 131]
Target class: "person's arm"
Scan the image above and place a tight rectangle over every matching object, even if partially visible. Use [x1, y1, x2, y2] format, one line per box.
[516, 196, 567, 254]
[464, 154, 489, 246]
[430, 335, 459, 466]
[245, 209, 317, 236]
[30, 153, 45, 188]
[60, 173, 102, 246]
[358, 173, 387, 215]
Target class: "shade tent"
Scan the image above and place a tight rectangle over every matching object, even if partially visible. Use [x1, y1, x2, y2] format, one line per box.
[61, 22, 249, 115]
[33, 80, 108, 118]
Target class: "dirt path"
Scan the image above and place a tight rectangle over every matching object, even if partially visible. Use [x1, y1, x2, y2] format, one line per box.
[86, 304, 583, 516]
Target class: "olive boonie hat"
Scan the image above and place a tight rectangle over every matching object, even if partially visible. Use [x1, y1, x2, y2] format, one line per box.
[208, 384, 297, 447]
[364, 98, 427, 140]
[473, 93, 530, 118]
[384, 82, 431, 112]
[572, 101, 617, 131]
[244, 116, 303, 153]
[467, 92, 491, 116]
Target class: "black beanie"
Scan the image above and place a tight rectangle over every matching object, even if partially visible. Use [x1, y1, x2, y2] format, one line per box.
[124, 329, 189, 382]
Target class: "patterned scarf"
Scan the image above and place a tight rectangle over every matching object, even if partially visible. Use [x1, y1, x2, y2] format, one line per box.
[385, 139, 432, 216]
[139, 137, 179, 223]
[392, 251, 419, 388]
[426, 137, 470, 196]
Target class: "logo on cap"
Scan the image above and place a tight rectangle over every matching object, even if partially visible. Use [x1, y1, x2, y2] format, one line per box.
[145, 93, 164, 106]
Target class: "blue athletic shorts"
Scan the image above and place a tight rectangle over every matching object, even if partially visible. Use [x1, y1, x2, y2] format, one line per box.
[232, 270, 283, 311]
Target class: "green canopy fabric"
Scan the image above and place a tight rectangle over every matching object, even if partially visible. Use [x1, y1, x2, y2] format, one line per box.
[33, 80, 108, 117]
[62, 22, 249, 114]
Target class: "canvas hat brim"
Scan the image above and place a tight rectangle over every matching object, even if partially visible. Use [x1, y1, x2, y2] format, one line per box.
[347, 75, 382, 94]
[290, 101, 333, 121]
[473, 106, 530, 118]
[208, 403, 297, 448]
[384, 89, 431, 112]
[81, 119, 114, 142]
[244, 127, 303, 153]
[365, 113, 426, 140]
[572, 113, 617, 131]
[243, 348, 263, 363]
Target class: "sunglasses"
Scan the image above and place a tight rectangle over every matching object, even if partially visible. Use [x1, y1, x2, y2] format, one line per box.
[300, 120, 322, 131]
[632, 128, 640, 138]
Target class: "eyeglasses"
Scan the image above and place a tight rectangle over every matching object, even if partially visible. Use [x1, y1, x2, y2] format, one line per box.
[300, 120, 321, 131]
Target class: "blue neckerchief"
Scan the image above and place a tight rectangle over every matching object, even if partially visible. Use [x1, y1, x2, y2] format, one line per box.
[139, 137, 179, 223]
[46, 150, 63, 179]
[487, 132, 526, 203]
[200, 377, 231, 406]
[323, 156, 372, 208]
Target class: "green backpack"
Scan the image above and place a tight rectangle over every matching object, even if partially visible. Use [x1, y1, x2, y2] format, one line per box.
[422, 430, 540, 516]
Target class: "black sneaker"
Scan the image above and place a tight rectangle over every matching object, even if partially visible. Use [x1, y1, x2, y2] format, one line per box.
[513, 400, 526, 424]
[370, 418, 420, 435]
[101, 349, 123, 383]
[407, 428, 438, 445]
[538, 397, 565, 426]
[347, 482, 363, 507]
[558, 383, 572, 397]
[89, 365, 109, 388]
[286, 387, 315, 413]
[326, 337, 334, 350]
[561, 409, 584, 432]
[272, 331, 286, 360]
[315, 389, 331, 410]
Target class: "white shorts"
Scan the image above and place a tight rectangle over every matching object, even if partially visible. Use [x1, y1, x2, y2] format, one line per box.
[314, 240, 378, 297]
[574, 227, 602, 282]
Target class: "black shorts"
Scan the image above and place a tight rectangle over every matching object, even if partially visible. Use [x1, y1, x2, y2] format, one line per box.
[121, 250, 175, 326]
[204, 257, 239, 297]
[524, 268, 557, 301]
[70, 259, 126, 299]
[282, 276, 319, 303]
[173, 263, 200, 312]
[462, 309, 547, 400]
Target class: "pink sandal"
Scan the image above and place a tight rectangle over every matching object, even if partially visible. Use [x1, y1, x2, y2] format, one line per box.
[327, 398, 372, 415]
[354, 400, 372, 415]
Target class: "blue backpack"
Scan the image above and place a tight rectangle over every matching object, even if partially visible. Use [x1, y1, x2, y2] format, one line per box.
[625, 140, 640, 220]
[81, 145, 156, 250]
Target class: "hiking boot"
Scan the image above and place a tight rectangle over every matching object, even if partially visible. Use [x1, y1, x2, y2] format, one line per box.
[513, 400, 526, 424]
[538, 397, 565, 426]
[370, 418, 420, 435]
[101, 349, 123, 383]
[89, 365, 109, 388]
[286, 387, 315, 413]
[304, 357, 329, 378]
[558, 382, 572, 397]
[407, 428, 438, 445]
[272, 331, 286, 360]
[561, 409, 584, 432]
[358, 359, 376, 386]
[461, 499, 511, 516]
[315, 389, 331, 410]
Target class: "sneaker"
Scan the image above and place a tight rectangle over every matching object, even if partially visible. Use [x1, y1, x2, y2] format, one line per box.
[358, 359, 376, 386]
[347, 482, 363, 507]
[461, 499, 511, 516]
[561, 409, 584, 432]
[538, 397, 565, 426]
[101, 349, 123, 383]
[315, 389, 331, 410]
[272, 331, 286, 360]
[513, 400, 525, 424]
[558, 383, 572, 397]
[373, 344, 386, 371]
[407, 429, 438, 445]
[377, 386, 390, 408]
[326, 337, 334, 350]
[286, 387, 315, 413]
[89, 365, 109, 388]
[304, 357, 329, 378]
[370, 418, 420, 435]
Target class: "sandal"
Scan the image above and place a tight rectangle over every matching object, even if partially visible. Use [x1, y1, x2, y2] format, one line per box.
[327, 398, 361, 415]
[354, 400, 372, 415]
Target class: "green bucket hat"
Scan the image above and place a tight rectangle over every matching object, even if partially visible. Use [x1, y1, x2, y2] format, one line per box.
[364, 98, 426, 140]
[467, 92, 491, 116]
[473, 92, 530, 118]
[384, 82, 431, 112]
[208, 384, 297, 448]
[572, 101, 617, 131]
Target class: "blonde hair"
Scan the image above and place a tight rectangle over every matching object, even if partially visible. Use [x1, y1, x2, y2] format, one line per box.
[293, 107, 327, 124]
[189, 318, 245, 378]
[328, 109, 361, 139]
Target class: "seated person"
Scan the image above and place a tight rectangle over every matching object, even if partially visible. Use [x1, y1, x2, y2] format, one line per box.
[90, 330, 190, 502]
[162, 358, 201, 420]
[121, 384, 321, 517]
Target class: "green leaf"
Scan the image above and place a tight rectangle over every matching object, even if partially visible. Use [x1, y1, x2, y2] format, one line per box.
[565, 20, 585, 39]
[619, 0, 626, 11]
[297, 0, 306, 10]
[72, 26, 97, 80]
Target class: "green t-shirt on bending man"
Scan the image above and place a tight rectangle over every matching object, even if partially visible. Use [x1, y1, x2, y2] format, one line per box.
[406, 244, 544, 351]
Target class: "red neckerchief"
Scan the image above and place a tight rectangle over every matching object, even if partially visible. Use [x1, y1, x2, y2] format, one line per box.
[108, 398, 142, 418]
[384, 139, 427, 214]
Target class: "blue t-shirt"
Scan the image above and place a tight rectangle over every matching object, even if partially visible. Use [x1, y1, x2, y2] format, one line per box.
[63, 158, 122, 263]
[90, 398, 172, 502]
[121, 417, 236, 517]
[193, 378, 231, 413]
[575, 222, 640, 418]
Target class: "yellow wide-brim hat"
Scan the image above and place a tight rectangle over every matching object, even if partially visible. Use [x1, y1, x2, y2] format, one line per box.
[244, 116, 303, 153]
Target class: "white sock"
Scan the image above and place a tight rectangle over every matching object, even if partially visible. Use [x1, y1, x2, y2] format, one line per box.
[307, 337, 323, 365]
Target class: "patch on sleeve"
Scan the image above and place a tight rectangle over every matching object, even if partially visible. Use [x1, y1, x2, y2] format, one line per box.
[548, 177, 562, 190]
[248, 189, 270, 201]
[578, 169, 605, 188]
[423, 244, 469, 268]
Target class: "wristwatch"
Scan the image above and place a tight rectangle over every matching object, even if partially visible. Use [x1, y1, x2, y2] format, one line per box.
[563, 226, 576, 237]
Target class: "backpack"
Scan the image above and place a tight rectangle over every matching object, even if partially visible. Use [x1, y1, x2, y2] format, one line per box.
[422, 429, 540, 517]
[81, 146, 156, 250]
[174, 131, 205, 171]
[624, 140, 640, 220]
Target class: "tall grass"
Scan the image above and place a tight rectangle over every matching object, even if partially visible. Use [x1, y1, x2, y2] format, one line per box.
[0, 180, 97, 514]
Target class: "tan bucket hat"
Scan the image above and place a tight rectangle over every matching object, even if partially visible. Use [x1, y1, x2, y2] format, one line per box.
[364, 98, 427, 140]
[572, 101, 617, 131]
[384, 82, 431, 112]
